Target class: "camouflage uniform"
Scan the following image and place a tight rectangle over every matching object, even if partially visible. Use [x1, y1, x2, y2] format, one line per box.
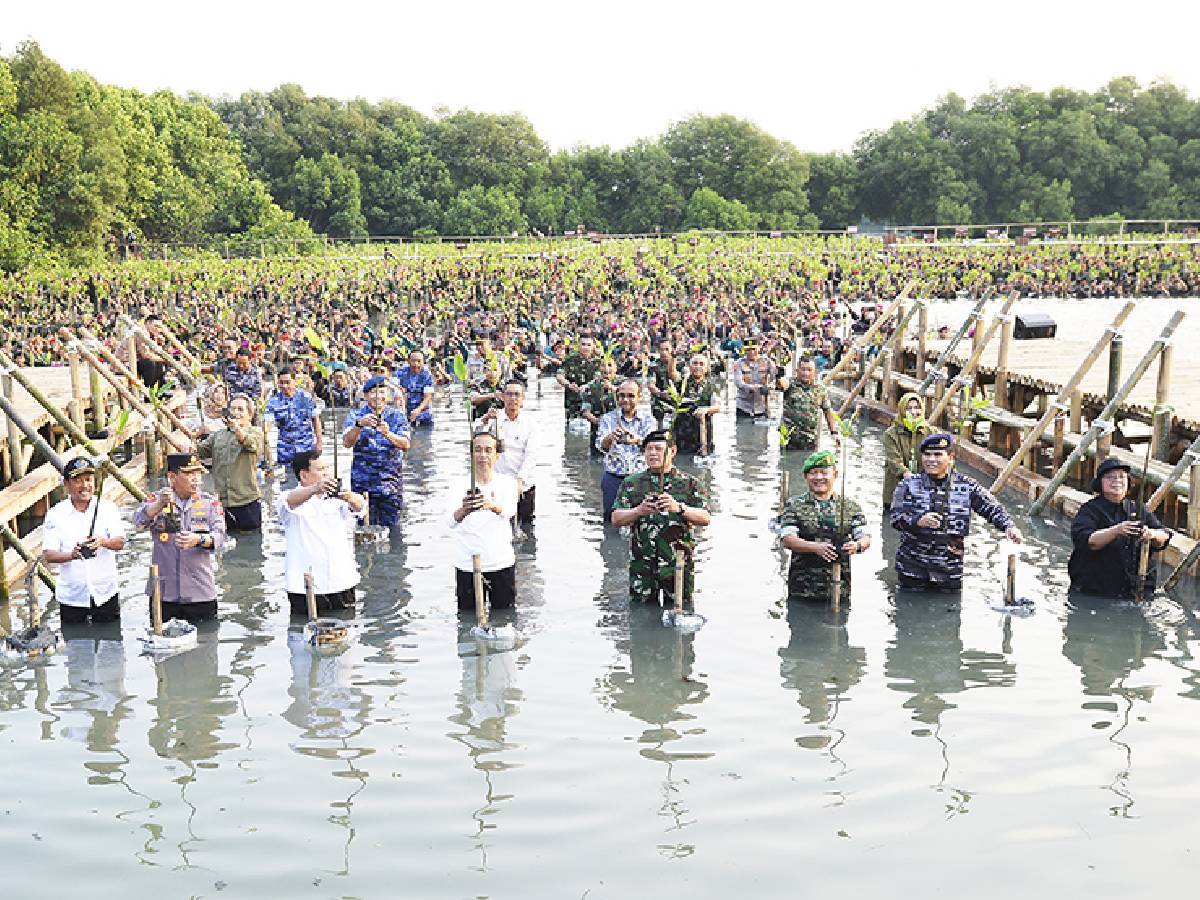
[560, 352, 601, 418]
[342, 404, 410, 526]
[469, 376, 504, 422]
[781, 380, 832, 453]
[778, 493, 866, 603]
[580, 376, 618, 456]
[669, 375, 717, 454]
[889, 470, 1014, 589]
[650, 358, 678, 424]
[612, 467, 707, 604]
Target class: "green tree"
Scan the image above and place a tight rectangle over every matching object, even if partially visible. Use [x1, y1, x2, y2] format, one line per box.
[442, 184, 528, 236]
[682, 187, 756, 231]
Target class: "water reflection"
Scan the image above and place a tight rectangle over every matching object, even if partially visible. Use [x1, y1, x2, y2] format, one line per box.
[55, 625, 129, 757]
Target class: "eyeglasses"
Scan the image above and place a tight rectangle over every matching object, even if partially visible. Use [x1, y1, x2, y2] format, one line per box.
[616, 393, 638, 398]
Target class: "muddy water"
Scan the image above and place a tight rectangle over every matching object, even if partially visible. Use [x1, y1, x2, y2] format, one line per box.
[1, 378, 1198, 899]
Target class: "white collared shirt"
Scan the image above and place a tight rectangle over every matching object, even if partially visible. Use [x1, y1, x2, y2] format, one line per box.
[42, 497, 125, 607]
[446, 473, 518, 572]
[277, 494, 363, 595]
[494, 409, 536, 487]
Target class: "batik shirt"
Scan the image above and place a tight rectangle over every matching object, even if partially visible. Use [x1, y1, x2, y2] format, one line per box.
[781, 380, 831, 452]
[778, 493, 866, 602]
[223, 362, 263, 402]
[612, 467, 707, 602]
[595, 409, 656, 476]
[889, 470, 1013, 585]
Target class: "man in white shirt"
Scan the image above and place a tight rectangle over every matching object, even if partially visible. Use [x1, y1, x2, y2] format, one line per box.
[483, 379, 536, 526]
[278, 449, 366, 615]
[41, 457, 126, 625]
[448, 431, 519, 610]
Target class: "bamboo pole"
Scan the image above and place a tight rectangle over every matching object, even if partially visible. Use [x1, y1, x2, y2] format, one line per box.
[73, 329, 194, 438]
[916, 290, 996, 397]
[0, 349, 146, 501]
[1153, 342, 1173, 463]
[0, 390, 68, 472]
[990, 302, 1136, 494]
[820, 286, 912, 387]
[2, 372, 27, 481]
[1005, 554, 1017, 605]
[0, 521, 56, 590]
[1107, 335, 1123, 402]
[150, 563, 163, 636]
[89, 361, 107, 431]
[838, 301, 922, 416]
[1163, 539, 1200, 592]
[305, 570, 317, 621]
[1145, 435, 1200, 512]
[926, 295, 1017, 426]
[673, 547, 685, 614]
[916, 302, 929, 381]
[67, 348, 86, 430]
[118, 317, 196, 389]
[1190, 463, 1200, 540]
[68, 339, 191, 453]
[994, 311, 1014, 409]
[1030, 310, 1186, 516]
[472, 553, 488, 629]
[157, 321, 203, 372]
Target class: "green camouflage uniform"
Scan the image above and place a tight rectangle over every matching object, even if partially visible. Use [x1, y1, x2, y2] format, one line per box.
[669, 374, 717, 454]
[782, 380, 832, 453]
[561, 352, 601, 418]
[650, 358, 678, 424]
[580, 376, 618, 456]
[612, 467, 707, 604]
[778, 493, 866, 603]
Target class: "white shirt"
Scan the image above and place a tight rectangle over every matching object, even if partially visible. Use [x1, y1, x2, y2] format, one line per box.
[494, 409, 536, 488]
[277, 494, 363, 595]
[42, 497, 125, 607]
[446, 473, 519, 572]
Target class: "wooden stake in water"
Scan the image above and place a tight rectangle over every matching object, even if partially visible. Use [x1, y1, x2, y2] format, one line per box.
[1135, 537, 1153, 604]
[698, 413, 708, 460]
[150, 563, 163, 636]
[473, 553, 488, 629]
[1005, 553, 1017, 606]
[779, 470, 789, 514]
[673, 547, 685, 616]
[831, 559, 842, 612]
[305, 570, 318, 621]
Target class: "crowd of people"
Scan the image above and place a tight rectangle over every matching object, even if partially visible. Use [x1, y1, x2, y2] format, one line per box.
[17, 236, 1188, 630]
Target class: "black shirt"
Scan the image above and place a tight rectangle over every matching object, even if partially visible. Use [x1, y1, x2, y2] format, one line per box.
[1068, 496, 1164, 598]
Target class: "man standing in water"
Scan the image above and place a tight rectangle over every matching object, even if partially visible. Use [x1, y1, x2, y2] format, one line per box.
[449, 431, 520, 611]
[196, 393, 264, 532]
[778, 450, 869, 603]
[133, 453, 227, 623]
[41, 457, 126, 625]
[779, 356, 839, 453]
[342, 375, 411, 527]
[596, 379, 656, 524]
[610, 430, 711, 605]
[1068, 457, 1172, 597]
[486, 380, 537, 528]
[732, 341, 774, 420]
[265, 369, 322, 472]
[557, 335, 600, 422]
[889, 433, 1021, 591]
[393, 349, 436, 427]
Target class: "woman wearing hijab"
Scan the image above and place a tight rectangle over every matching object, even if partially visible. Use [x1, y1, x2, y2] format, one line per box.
[881, 391, 932, 511]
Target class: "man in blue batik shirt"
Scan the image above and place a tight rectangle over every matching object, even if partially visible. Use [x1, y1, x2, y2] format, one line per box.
[223, 346, 263, 402]
[392, 349, 435, 427]
[265, 369, 322, 469]
[342, 375, 411, 526]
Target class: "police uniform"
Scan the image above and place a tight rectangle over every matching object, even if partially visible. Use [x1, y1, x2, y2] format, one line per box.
[611, 464, 707, 604]
[132, 453, 227, 622]
[342, 395, 411, 527]
[889, 433, 1014, 591]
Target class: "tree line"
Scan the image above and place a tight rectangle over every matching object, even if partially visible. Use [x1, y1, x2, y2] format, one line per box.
[3, 40, 1200, 271]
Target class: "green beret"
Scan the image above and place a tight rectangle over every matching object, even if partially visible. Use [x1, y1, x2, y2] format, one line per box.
[802, 450, 837, 473]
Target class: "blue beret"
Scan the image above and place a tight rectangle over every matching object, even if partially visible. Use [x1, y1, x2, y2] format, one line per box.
[920, 432, 955, 453]
[362, 375, 387, 393]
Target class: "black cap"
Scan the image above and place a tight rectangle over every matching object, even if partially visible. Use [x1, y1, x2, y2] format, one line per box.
[63, 457, 96, 479]
[1091, 456, 1132, 492]
[166, 452, 206, 474]
[920, 432, 955, 453]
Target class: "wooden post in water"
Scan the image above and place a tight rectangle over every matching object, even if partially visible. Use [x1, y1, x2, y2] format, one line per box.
[926, 296, 1017, 427]
[89, 360, 107, 431]
[994, 311, 1014, 410]
[150, 563, 163, 636]
[1153, 341, 1173, 463]
[305, 571, 317, 621]
[1189, 463, 1200, 540]
[1005, 554, 1017, 605]
[916, 302, 929, 381]
[1107, 334, 1123, 403]
[1031, 311, 1185, 516]
[820, 288, 910, 387]
[0, 521, 56, 591]
[67, 348, 86, 431]
[779, 470, 789, 514]
[2, 371, 27, 482]
[916, 290, 996, 397]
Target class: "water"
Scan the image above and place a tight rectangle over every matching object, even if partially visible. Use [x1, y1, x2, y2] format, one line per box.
[2, 379, 1199, 899]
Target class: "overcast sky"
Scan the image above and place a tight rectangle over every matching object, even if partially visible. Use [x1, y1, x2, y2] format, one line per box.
[4, 0, 1198, 154]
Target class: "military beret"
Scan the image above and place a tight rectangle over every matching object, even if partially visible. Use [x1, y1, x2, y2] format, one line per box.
[802, 450, 837, 473]
[919, 432, 955, 453]
[642, 429, 675, 449]
[362, 375, 387, 393]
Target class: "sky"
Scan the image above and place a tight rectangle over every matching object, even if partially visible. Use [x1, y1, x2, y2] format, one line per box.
[3, 0, 1199, 154]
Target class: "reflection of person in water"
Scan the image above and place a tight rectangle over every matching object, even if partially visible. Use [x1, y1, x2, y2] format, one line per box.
[146, 627, 237, 764]
[1062, 594, 1164, 697]
[283, 630, 369, 740]
[778, 602, 866, 728]
[886, 593, 1016, 726]
[58, 628, 129, 754]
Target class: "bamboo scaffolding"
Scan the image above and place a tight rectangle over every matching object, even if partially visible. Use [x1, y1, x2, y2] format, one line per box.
[820, 286, 912, 387]
[1030, 310, 1186, 516]
[990, 301, 1136, 495]
[838, 301, 923, 417]
[118, 316, 197, 389]
[926, 295, 1018, 426]
[916, 289, 996, 397]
